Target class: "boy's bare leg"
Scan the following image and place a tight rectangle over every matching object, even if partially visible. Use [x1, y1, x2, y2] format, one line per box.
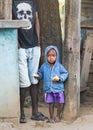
[48, 103, 55, 123]
[55, 103, 63, 122]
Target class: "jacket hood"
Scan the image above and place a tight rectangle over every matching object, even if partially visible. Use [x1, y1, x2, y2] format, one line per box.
[44, 45, 60, 63]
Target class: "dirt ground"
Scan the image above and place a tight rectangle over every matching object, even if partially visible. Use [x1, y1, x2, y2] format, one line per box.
[1, 94, 93, 130]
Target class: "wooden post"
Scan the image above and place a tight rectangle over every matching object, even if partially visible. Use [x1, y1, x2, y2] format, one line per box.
[0, 0, 4, 19]
[63, 0, 81, 121]
[80, 32, 93, 88]
[4, 0, 12, 19]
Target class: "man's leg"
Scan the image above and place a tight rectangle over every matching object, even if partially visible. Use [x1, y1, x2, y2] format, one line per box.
[19, 48, 31, 123]
[29, 47, 45, 120]
[30, 84, 48, 121]
[30, 84, 39, 116]
[20, 87, 27, 123]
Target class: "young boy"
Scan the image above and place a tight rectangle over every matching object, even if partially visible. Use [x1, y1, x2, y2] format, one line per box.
[34, 45, 68, 123]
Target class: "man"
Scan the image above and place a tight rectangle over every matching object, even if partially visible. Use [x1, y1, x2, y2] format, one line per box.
[12, 0, 45, 123]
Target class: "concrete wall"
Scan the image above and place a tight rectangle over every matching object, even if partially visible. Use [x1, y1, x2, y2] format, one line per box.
[0, 29, 20, 124]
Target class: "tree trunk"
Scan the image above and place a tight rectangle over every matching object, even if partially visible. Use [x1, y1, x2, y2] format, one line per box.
[37, 0, 62, 63]
[63, 0, 81, 121]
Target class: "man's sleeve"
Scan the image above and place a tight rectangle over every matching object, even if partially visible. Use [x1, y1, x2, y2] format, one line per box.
[34, 0, 39, 12]
[12, 0, 17, 19]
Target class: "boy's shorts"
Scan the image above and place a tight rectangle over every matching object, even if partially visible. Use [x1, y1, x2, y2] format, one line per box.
[45, 92, 64, 103]
[18, 46, 41, 88]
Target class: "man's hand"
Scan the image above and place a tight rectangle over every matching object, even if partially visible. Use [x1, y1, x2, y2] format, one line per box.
[34, 74, 39, 78]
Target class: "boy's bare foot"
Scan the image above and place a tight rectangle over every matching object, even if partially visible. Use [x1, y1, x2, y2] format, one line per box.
[54, 116, 61, 122]
[47, 118, 55, 123]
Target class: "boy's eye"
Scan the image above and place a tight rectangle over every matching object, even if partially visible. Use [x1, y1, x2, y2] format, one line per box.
[53, 55, 55, 57]
[47, 54, 56, 57]
[52, 54, 56, 57]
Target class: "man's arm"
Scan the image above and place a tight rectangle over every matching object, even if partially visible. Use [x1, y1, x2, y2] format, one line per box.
[35, 12, 40, 46]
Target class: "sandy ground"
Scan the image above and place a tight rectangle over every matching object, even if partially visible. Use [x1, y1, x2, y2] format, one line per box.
[1, 96, 93, 130]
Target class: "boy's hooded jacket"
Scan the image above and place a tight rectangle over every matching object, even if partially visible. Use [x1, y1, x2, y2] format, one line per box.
[38, 45, 68, 93]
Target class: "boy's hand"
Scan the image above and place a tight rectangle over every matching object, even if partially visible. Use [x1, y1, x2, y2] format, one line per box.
[34, 74, 39, 78]
[52, 76, 60, 82]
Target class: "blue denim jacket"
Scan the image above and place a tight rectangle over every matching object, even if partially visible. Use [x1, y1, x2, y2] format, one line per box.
[38, 45, 68, 93]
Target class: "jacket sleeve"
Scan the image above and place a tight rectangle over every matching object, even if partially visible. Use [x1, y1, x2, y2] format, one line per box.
[59, 65, 68, 82]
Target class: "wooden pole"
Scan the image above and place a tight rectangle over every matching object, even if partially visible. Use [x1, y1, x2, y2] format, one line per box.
[81, 32, 93, 88]
[4, 0, 12, 19]
[81, 19, 93, 28]
[63, 0, 81, 121]
[0, 0, 4, 19]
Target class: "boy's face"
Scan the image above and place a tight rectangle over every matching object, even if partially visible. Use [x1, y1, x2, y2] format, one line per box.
[47, 49, 57, 65]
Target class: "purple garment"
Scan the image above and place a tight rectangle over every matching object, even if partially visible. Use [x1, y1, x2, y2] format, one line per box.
[45, 92, 64, 103]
